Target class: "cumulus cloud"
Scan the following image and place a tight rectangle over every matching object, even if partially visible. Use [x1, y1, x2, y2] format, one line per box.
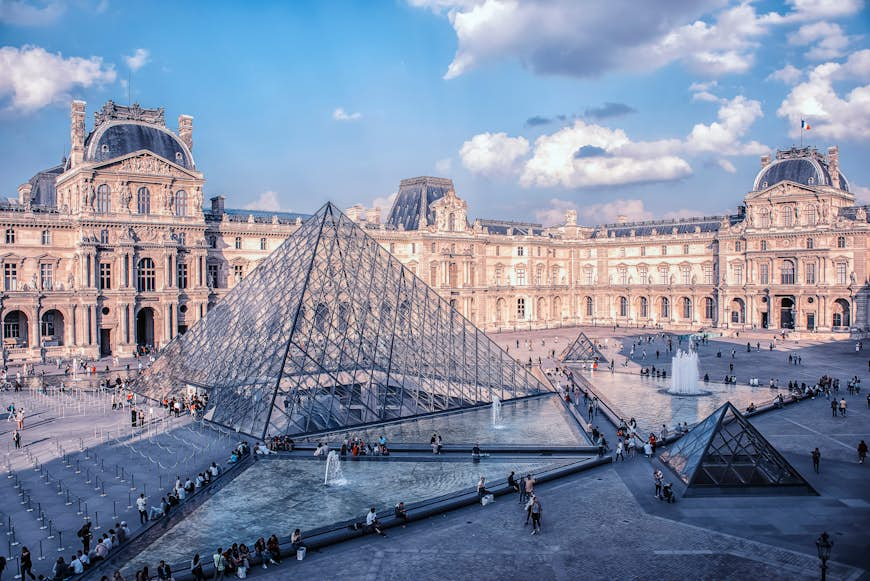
[777, 50, 870, 141]
[718, 159, 737, 173]
[242, 191, 290, 212]
[0, 0, 63, 25]
[683, 95, 767, 155]
[584, 102, 635, 120]
[0, 45, 116, 112]
[435, 157, 453, 175]
[332, 107, 362, 121]
[767, 63, 803, 84]
[459, 132, 530, 177]
[852, 184, 870, 203]
[788, 21, 852, 60]
[123, 48, 150, 71]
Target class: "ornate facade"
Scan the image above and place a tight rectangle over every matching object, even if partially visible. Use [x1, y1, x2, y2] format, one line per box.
[2, 100, 867, 361]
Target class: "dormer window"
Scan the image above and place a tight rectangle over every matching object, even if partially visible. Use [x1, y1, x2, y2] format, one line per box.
[175, 152, 183, 162]
[101, 144, 109, 154]
[761, 181, 768, 188]
[808, 176, 815, 185]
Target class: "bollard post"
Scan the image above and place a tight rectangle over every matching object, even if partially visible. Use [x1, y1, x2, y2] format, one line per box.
[85, 468, 91, 485]
[101, 482, 106, 497]
[112, 500, 118, 520]
[38, 539, 44, 560]
[56, 530, 63, 551]
[47, 520, 53, 539]
[75, 460, 80, 475]
[76, 499, 82, 515]
[83, 502, 89, 521]
[130, 474, 135, 491]
[94, 511, 100, 530]
[65, 489, 71, 506]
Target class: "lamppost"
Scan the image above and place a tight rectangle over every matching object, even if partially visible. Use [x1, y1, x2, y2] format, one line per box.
[816, 531, 833, 581]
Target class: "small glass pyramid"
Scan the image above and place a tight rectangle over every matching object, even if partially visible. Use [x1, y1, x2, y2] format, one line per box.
[560, 330, 603, 363]
[659, 402, 815, 495]
[134, 203, 546, 439]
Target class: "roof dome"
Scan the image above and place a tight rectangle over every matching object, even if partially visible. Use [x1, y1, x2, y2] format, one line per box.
[85, 121, 194, 169]
[753, 147, 848, 192]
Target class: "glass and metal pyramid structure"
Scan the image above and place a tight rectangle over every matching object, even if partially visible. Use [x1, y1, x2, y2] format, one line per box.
[133, 203, 546, 439]
[560, 330, 604, 363]
[659, 402, 815, 496]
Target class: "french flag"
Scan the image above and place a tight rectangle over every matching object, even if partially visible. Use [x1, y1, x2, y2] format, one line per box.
[801, 119, 811, 130]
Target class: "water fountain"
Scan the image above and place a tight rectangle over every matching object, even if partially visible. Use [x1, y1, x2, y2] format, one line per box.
[323, 450, 345, 486]
[491, 396, 503, 428]
[667, 349, 703, 396]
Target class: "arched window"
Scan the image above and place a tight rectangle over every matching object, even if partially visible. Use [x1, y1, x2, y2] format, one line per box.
[806, 237, 814, 249]
[585, 296, 593, 317]
[704, 297, 715, 319]
[137, 187, 150, 215]
[661, 297, 670, 319]
[640, 296, 648, 318]
[837, 236, 846, 248]
[619, 296, 628, 317]
[448, 213, 456, 232]
[780, 260, 795, 285]
[96, 184, 110, 214]
[759, 210, 770, 228]
[137, 257, 155, 292]
[682, 297, 692, 319]
[174, 190, 187, 217]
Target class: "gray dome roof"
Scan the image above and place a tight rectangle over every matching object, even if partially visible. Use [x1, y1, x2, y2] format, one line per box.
[754, 155, 849, 192]
[85, 121, 194, 169]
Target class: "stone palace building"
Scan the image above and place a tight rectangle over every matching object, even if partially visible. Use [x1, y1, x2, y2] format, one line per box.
[2, 99, 867, 361]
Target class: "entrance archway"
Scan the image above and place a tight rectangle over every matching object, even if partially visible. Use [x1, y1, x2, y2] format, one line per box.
[730, 298, 745, 324]
[832, 298, 850, 328]
[2, 310, 29, 347]
[136, 307, 155, 349]
[41, 309, 64, 346]
[780, 297, 795, 329]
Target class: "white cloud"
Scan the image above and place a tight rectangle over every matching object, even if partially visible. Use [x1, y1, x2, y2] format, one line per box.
[718, 159, 737, 173]
[0, 45, 116, 112]
[777, 50, 870, 141]
[767, 63, 803, 84]
[435, 157, 453, 175]
[459, 132, 529, 177]
[371, 192, 398, 211]
[123, 48, 150, 71]
[242, 191, 289, 212]
[852, 184, 870, 203]
[684, 95, 767, 155]
[0, 0, 63, 25]
[788, 22, 851, 60]
[332, 107, 362, 122]
[784, 0, 863, 21]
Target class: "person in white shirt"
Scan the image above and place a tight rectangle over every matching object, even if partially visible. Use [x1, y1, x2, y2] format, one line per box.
[70, 555, 84, 574]
[365, 507, 386, 536]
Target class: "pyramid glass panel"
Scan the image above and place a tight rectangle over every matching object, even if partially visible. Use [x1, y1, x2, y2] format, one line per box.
[133, 203, 546, 439]
[560, 331, 604, 363]
[659, 402, 814, 494]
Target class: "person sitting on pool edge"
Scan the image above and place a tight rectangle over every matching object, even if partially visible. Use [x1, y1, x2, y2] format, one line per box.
[472, 443, 482, 462]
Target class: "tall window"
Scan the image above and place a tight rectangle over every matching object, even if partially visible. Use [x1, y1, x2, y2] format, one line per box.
[584, 269, 593, 285]
[234, 265, 244, 284]
[782, 208, 793, 227]
[137, 187, 150, 215]
[681, 267, 691, 285]
[41, 312, 56, 337]
[260, 238, 267, 251]
[760, 263, 769, 284]
[99, 263, 111, 290]
[100, 229, 109, 244]
[96, 184, 110, 214]
[837, 236, 846, 248]
[41, 230, 51, 245]
[733, 264, 744, 285]
[137, 257, 155, 292]
[760, 210, 770, 228]
[837, 263, 847, 285]
[5, 229, 14, 244]
[661, 245, 668, 256]
[682, 297, 692, 319]
[640, 246, 646, 257]
[209, 235, 217, 249]
[174, 190, 188, 217]
[805, 263, 816, 284]
[780, 260, 795, 285]
[516, 267, 526, 286]
[806, 237, 814, 249]
[640, 296, 648, 318]
[516, 297, 525, 319]
[661, 297, 670, 318]
[805, 206, 817, 225]
[4, 263, 17, 291]
[585, 296, 593, 317]
[704, 297, 715, 320]
[703, 265, 714, 285]
[517, 246, 525, 257]
[735, 241, 742, 252]
[177, 263, 188, 289]
[619, 296, 628, 317]
[177, 232, 186, 246]
[760, 240, 767, 251]
[234, 236, 242, 250]
[207, 264, 219, 288]
[39, 263, 53, 290]
[618, 268, 628, 285]
[658, 267, 669, 285]
[683, 244, 690, 255]
[638, 267, 648, 284]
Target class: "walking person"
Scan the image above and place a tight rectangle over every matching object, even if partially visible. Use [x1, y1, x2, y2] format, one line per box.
[136, 493, 148, 525]
[811, 447, 821, 474]
[529, 495, 543, 535]
[20, 546, 36, 580]
[12, 429, 20, 449]
[858, 440, 867, 464]
[615, 440, 624, 462]
[77, 521, 93, 554]
[213, 548, 227, 581]
[839, 398, 847, 417]
[831, 399, 838, 417]
[654, 469, 663, 499]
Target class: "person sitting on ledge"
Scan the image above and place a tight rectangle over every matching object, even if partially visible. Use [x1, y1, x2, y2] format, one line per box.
[394, 502, 409, 525]
[365, 508, 386, 537]
[477, 476, 489, 497]
[747, 402, 757, 413]
[507, 471, 520, 494]
[291, 528, 305, 552]
[703, 373, 709, 382]
[472, 443, 482, 462]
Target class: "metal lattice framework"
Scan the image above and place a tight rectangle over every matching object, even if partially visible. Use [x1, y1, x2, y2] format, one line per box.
[659, 402, 814, 495]
[560, 331, 604, 363]
[133, 203, 546, 439]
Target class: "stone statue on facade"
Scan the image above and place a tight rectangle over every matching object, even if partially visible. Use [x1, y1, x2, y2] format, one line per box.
[121, 186, 132, 209]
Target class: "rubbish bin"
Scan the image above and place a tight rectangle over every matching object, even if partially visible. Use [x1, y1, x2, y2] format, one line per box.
[297, 547, 307, 561]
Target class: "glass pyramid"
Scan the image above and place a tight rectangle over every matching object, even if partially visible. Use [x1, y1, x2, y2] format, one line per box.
[133, 203, 546, 439]
[560, 331, 603, 363]
[659, 402, 814, 495]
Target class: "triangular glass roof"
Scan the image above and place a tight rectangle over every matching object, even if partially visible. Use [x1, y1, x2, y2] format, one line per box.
[134, 203, 546, 439]
[560, 330, 603, 363]
[660, 402, 814, 494]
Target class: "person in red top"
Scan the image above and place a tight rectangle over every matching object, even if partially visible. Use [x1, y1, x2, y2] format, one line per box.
[649, 433, 657, 454]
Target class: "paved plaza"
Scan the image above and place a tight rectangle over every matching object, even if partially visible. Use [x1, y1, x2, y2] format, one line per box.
[0, 328, 868, 580]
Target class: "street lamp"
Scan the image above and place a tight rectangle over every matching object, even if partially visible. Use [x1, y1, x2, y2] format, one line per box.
[816, 532, 833, 581]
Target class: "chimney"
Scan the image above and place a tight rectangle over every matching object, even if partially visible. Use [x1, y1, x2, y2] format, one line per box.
[565, 209, 577, 226]
[178, 114, 193, 151]
[70, 100, 86, 168]
[365, 207, 381, 224]
[17, 183, 32, 205]
[210, 195, 225, 214]
[828, 146, 840, 189]
[760, 154, 771, 168]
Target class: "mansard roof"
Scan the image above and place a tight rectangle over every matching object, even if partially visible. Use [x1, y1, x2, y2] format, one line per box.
[385, 176, 455, 231]
[85, 122, 194, 170]
[753, 147, 849, 192]
[591, 215, 741, 239]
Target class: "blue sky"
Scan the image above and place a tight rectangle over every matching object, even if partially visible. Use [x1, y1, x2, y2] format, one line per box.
[1, 0, 869, 225]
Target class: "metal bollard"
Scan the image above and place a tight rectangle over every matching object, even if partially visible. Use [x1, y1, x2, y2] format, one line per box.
[46, 520, 54, 540]
[101, 482, 106, 497]
[112, 500, 118, 520]
[10, 526, 18, 546]
[76, 499, 82, 515]
[94, 511, 100, 530]
[38, 539, 44, 560]
[56, 530, 63, 551]
[130, 474, 135, 491]
[65, 489, 71, 506]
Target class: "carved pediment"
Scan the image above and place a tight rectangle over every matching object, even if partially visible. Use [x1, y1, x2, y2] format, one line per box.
[93, 151, 198, 179]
